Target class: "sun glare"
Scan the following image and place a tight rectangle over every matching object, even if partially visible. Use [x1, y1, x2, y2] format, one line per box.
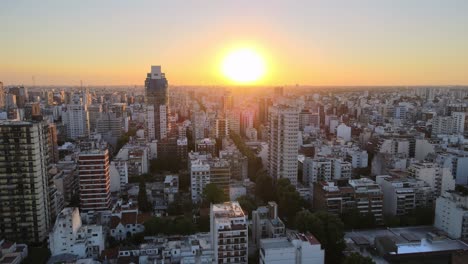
[222, 48, 266, 84]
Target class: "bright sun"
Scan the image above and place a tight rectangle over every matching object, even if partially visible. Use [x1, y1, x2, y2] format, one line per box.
[222, 48, 266, 84]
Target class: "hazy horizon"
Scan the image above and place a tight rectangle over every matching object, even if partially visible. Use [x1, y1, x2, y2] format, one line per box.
[1, 0, 468, 86]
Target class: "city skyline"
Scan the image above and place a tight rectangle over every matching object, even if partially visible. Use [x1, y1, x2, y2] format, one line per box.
[1, 0, 468, 86]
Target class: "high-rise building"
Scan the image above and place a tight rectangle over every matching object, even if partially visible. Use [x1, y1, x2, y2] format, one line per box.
[222, 91, 234, 113]
[78, 149, 111, 212]
[211, 202, 248, 264]
[240, 110, 254, 136]
[0, 81, 5, 110]
[87, 104, 102, 133]
[452, 112, 465, 134]
[96, 112, 123, 147]
[62, 94, 89, 139]
[215, 118, 229, 139]
[0, 120, 51, 243]
[8, 86, 28, 108]
[268, 105, 299, 186]
[145, 65, 168, 140]
[258, 97, 272, 124]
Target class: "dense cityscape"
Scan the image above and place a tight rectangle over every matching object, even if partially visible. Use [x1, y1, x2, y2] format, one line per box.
[1, 69, 468, 263]
[2, 1, 468, 264]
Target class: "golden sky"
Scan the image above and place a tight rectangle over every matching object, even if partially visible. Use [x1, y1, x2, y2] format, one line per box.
[1, 1, 467, 86]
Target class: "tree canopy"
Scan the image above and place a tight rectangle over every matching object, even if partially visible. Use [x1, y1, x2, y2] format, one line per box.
[342, 253, 375, 264]
[138, 179, 152, 213]
[276, 178, 304, 224]
[295, 210, 346, 264]
[236, 195, 257, 218]
[144, 216, 197, 236]
[202, 183, 228, 205]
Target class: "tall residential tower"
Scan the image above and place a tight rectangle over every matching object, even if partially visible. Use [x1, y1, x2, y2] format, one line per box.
[145, 66, 168, 140]
[267, 105, 299, 186]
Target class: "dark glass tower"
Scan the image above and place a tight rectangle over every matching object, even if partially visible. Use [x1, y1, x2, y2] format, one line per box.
[145, 66, 168, 140]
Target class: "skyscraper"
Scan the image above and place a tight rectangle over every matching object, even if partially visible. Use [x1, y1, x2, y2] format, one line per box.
[145, 65, 168, 140]
[0, 120, 51, 243]
[268, 105, 299, 186]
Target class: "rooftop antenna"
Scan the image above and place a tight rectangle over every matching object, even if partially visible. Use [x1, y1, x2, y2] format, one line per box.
[32, 76, 35, 88]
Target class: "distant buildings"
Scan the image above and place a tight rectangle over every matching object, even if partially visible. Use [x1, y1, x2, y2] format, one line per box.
[210, 202, 248, 264]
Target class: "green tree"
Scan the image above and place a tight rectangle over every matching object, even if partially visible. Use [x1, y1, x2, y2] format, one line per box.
[255, 170, 276, 202]
[295, 210, 345, 264]
[342, 253, 375, 264]
[236, 195, 257, 217]
[276, 178, 303, 224]
[202, 183, 228, 205]
[229, 132, 263, 181]
[138, 179, 152, 212]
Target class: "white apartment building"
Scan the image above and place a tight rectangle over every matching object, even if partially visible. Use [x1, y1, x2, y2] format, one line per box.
[451, 112, 465, 134]
[147, 105, 155, 140]
[376, 175, 434, 216]
[109, 160, 128, 192]
[268, 105, 299, 186]
[336, 123, 351, 142]
[408, 162, 455, 196]
[434, 191, 468, 240]
[190, 159, 211, 203]
[333, 159, 352, 180]
[62, 101, 89, 139]
[211, 202, 248, 264]
[379, 138, 410, 157]
[49, 207, 105, 259]
[303, 158, 332, 185]
[259, 232, 325, 264]
[347, 149, 368, 168]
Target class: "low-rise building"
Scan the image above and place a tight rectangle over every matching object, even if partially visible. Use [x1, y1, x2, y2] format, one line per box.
[252, 202, 285, 247]
[376, 175, 434, 216]
[0, 240, 28, 264]
[259, 232, 325, 264]
[434, 189, 468, 240]
[164, 175, 179, 203]
[348, 178, 384, 223]
[49, 208, 105, 259]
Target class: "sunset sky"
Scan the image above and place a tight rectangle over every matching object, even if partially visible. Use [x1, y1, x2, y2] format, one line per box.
[1, 0, 467, 86]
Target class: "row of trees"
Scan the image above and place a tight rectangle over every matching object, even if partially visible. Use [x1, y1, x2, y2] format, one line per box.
[144, 216, 198, 236]
[255, 170, 307, 225]
[229, 132, 263, 181]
